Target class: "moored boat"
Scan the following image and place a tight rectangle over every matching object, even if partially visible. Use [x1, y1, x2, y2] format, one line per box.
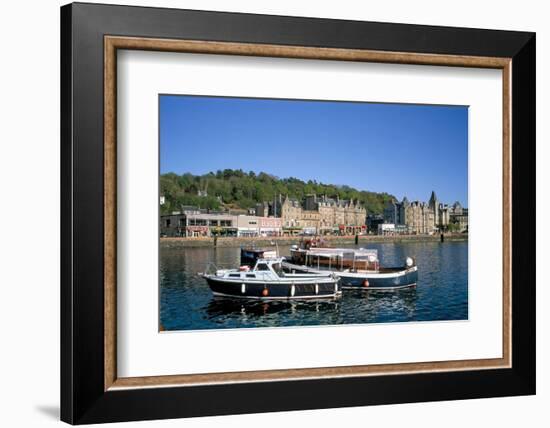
[286, 240, 418, 290]
[199, 257, 341, 300]
[240, 247, 278, 267]
[336, 260, 418, 290]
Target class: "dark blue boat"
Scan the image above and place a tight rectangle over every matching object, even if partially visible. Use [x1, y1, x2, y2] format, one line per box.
[200, 257, 341, 300]
[336, 265, 418, 290]
[286, 246, 417, 290]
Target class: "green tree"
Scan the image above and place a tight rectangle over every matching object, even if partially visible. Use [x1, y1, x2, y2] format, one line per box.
[160, 170, 395, 214]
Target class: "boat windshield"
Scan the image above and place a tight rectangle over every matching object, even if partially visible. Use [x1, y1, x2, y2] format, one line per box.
[271, 262, 284, 276]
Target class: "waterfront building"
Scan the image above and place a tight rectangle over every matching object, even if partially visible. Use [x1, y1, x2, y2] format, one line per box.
[317, 198, 336, 233]
[407, 200, 436, 234]
[383, 197, 406, 226]
[257, 193, 366, 235]
[236, 215, 260, 237]
[449, 201, 469, 232]
[160, 207, 238, 237]
[280, 197, 303, 230]
[160, 212, 188, 237]
[366, 214, 385, 234]
[236, 215, 283, 237]
[298, 209, 321, 234]
[383, 191, 468, 234]
[186, 211, 238, 237]
[377, 223, 409, 235]
[160, 208, 282, 237]
[378, 223, 395, 235]
[259, 217, 283, 236]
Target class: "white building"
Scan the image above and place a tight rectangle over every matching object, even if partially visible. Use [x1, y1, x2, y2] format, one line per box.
[236, 215, 283, 237]
[378, 223, 395, 235]
[237, 215, 260, 237]
[259, 217, 282, 236]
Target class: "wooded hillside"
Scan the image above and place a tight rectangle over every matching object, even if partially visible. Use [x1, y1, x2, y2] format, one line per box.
[160, 169, 394, 215]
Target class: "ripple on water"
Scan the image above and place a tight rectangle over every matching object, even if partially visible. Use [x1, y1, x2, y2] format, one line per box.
[159, 241, 468, 331]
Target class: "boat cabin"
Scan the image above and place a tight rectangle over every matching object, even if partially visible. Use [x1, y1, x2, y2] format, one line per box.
[293, 247, 379, 272]
[240, 247, 278, 267]
[219, 257, 286, 281]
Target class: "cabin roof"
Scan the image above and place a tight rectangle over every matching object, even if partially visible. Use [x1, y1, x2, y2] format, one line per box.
[305, 248, 378, 258]
[256, 257, 284, 264]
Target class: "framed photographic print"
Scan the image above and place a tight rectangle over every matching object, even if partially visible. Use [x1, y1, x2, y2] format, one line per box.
[60, 2, 535, 424]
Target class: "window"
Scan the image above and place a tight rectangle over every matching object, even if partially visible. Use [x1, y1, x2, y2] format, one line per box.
[271, 263, 283, 276]
[165, 219, 171, 227]
[229, 273, 241, 278]
[256, 263, 269, 271]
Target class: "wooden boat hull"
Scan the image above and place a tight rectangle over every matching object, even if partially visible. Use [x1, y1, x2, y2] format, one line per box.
[203, 276, 341, 300]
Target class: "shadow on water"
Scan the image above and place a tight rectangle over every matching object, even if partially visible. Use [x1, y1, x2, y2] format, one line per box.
[206, 297, 341, 318]
[204, 288, 419, 327]
[160, 241, 468, 331]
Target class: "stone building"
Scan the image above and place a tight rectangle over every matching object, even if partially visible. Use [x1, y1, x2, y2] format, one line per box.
[406, 200, 436, 234]
[313, 194, 366, 234]
[383, 191, 468, 234]
[384, 197, 407, 226]
[254, 201, 270, 218]
[280, 197, 303, 229]
[449, 201, 469, 232]
[299, 210, 321, 233]
[260, 194, 366, 235]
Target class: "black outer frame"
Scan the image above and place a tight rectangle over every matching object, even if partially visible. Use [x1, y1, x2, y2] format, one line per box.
[60, 2, 535, 424]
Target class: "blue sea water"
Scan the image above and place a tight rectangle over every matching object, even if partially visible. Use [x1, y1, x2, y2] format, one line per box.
[160, 241, 468, 331]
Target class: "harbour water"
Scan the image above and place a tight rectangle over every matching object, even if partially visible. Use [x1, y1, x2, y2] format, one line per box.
[160, 241, 468, 331]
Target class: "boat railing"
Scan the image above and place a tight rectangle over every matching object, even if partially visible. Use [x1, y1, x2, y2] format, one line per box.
[201, 260, 284, 279]
[302, 248, 379, 272]
[200, 261, 237, 275]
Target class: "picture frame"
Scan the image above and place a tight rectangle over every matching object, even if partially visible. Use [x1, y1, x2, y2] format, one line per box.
[60, 2, 535, 424]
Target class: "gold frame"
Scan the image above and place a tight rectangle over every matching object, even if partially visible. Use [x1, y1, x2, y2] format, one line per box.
[104, 36, 512, 391]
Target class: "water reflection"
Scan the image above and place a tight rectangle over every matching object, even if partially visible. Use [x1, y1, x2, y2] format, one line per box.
[160, 241, 468, 331]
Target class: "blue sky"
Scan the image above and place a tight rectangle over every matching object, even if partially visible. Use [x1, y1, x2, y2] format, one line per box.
[160, 95, 468, 206]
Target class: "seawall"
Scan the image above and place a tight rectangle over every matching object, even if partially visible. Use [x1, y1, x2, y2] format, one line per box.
[160, 234, 468, 248]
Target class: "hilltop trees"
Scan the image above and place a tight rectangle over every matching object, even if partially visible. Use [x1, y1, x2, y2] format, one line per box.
[160, 169, 394, 216]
